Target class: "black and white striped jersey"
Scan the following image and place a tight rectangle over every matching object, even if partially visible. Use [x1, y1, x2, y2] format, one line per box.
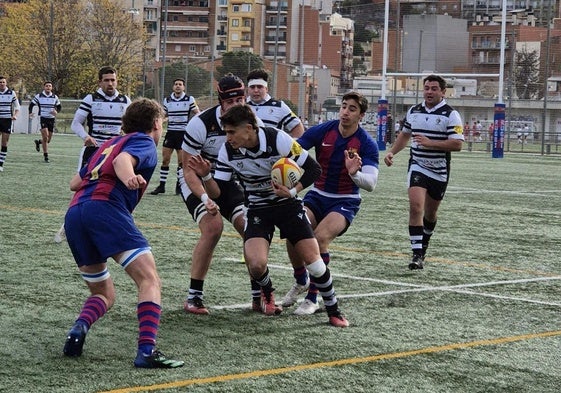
[163, 93, 198, 133]
[182, 105, 224, 169]
[29, 91, 61, 119]
[0, 88, 19, 119]
[214, 126, 309, 209]
[247, 94, 301, 135]
[403, 99, 464, 182]
[72, 88, 131, 145]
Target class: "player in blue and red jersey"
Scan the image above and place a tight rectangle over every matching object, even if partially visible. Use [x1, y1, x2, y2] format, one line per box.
[62, 98, 184, 368]
[281, 91, 380, 315]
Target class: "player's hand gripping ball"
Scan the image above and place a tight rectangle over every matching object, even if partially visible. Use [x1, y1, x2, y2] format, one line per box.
[271, 157, 302, 188]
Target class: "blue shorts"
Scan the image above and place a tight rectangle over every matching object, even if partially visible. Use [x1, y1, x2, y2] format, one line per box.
[303, 190, 361, 236]
[65, 200, 150, 267]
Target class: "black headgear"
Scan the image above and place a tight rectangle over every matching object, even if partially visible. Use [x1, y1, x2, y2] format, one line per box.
[217, 73, 245, 100]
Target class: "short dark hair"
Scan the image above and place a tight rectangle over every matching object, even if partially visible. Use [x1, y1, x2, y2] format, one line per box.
[342, 91, 368, 114]
[423, 74, 446, 90]
[247, 69, 269, 83]
[98, 66, 117, 80]
[173, 78, 185, 85]
[121, 98, 165, 134]
[44, 81, 53, 86]
[220, 104, 258, 130]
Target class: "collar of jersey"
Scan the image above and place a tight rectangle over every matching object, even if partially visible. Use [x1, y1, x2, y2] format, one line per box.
[422, 98, 446, 113]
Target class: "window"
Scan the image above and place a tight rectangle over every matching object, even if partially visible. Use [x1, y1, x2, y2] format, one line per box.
[175, 45, 181, 52]
[233, 5, 240, 12]
[189, 45, 196, 52]
[241, 4, 251, 12]
[232, 19, 239, 27]
[244, 19, 251, 27]
[231, 33, 239, 41]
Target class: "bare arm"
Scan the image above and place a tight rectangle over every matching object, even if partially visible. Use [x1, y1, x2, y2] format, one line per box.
[384, 131, 411, 167]
[289, 123, 305, 138]
[113, 152, 146, 190]
[69, 173, 82, 191]
[183, 151, 219, 215]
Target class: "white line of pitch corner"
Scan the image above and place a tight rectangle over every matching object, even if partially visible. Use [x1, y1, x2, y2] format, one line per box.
[212, 267, 561, 310]
[270, 264, 561, 291]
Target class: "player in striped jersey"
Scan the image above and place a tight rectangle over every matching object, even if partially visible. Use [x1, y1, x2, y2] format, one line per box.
[62, 98, 183, 368]
[150, 78, 200, 195]
[190, 104, 349, 327]
[384, 74, 464, 270]
[0, 76, 21, 172]
[246, 69, 304, 138]
[281, 91, 380, 315]
[179, 73, 249, 315]
[54, 67, 131, 243]
[71, 66, 131, 168]
[29, 81, 62, 163]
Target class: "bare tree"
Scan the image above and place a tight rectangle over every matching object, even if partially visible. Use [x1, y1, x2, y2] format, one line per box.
[81, 0, 146, 97]
[515, 48, 540, 99]
[0, 0, 145, 97]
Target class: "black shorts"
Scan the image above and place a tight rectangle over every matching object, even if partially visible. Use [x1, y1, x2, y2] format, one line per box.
[0, 118, 13, 133]
[408, 170, 448, 201]
[40, 117, 56, 132]
[163, 131, 184, 150]
[80, 146, 99, 168]
[185, 180, 245, 223]
[244, 199, 315, 245]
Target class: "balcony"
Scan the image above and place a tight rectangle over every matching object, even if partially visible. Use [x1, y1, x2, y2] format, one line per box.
[471, 42, 510, 49]
[217, 30, 227, 36]
[264, 51, 286, 57]
[265, 21, 287, 28]
[266, 6, 288, 13]
[265, 36, 286, 43]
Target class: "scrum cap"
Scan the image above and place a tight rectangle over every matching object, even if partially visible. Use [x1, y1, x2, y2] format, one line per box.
[217, 73, 245, 100]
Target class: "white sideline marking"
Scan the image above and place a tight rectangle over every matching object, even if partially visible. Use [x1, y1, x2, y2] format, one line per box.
[446, 187, 561, 197]
[212, 263, 561, 310]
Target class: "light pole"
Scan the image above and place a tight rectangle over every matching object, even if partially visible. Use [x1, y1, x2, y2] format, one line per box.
[47, 0, 54, 81]
[159, 0, 169, 103]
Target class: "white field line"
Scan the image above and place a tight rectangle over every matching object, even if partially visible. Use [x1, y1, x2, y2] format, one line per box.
[212, 263, 561, 310]
[446, 187, 560, 197]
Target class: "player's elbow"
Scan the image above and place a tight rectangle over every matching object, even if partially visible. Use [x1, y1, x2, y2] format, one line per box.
[451, 140, 463, 152]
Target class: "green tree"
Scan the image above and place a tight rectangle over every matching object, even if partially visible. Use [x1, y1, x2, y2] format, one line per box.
[216, 51, 264, 83]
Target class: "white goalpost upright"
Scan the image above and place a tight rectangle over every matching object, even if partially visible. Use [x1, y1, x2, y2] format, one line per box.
[378, 0, 508, 158]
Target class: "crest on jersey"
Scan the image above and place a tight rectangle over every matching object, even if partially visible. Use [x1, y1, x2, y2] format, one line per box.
[290, 141, 303, 156]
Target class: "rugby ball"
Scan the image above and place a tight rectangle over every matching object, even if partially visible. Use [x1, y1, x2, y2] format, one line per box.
[271, 157, 302, 188]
